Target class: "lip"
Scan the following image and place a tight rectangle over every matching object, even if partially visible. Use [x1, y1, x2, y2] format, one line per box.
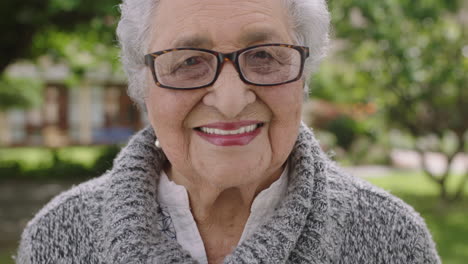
[195, 121, 264, 146]
[198, 120, 261, 130]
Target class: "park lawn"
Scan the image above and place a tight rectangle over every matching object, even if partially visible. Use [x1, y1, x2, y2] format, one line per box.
[364, 172, 468, 264]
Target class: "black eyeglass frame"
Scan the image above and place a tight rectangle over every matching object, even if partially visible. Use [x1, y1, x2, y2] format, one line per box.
[144, 43, 310, 90]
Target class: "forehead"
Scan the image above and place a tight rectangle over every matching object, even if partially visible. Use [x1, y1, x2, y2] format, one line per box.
[151, 0, 293, 51]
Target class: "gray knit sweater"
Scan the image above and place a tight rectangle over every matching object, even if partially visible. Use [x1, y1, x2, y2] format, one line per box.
[17, 124, 441, 263]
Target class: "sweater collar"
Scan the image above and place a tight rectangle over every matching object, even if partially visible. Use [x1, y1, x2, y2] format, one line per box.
[103, 123, 329, 263]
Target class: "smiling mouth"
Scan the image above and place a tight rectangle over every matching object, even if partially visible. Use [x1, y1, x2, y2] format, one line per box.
[195, 123, 264, 135]
[194, 122, 265, 146]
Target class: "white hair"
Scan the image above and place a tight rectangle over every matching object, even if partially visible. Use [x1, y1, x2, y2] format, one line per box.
[116, 0, 330, 108]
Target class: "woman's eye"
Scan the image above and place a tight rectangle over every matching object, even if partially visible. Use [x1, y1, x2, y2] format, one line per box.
[252, 51, 273, 60]
[183, 57, 201, 66]
[169, 56, 203, 74]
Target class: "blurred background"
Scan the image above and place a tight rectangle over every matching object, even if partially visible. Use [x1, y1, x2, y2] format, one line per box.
[0, 0, 467, 263]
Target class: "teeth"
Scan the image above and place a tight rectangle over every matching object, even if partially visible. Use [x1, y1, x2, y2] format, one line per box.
[199, 124, 259, 135]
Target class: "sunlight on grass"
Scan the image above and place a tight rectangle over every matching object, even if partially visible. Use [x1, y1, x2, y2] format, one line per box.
[366, 171, 440, 195]
[364, 172, 468, 264]
[0, 146, 106, 170]
[0, 148, 53, 170]
[57, 146, 106, 167]
[365, 172, 468, 198]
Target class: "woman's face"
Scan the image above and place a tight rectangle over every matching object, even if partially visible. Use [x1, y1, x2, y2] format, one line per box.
[145, 0, 303, 189]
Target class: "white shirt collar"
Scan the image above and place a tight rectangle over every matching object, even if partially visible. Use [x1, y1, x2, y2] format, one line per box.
[157, 165, 289, 264]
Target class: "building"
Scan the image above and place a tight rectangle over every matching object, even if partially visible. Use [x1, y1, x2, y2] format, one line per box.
[0, 59, 146, 147]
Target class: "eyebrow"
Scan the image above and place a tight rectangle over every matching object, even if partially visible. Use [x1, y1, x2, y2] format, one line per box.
[172, 35, 213, 48]
[171, 28, 284, 49]
[238, 28, 283, 45]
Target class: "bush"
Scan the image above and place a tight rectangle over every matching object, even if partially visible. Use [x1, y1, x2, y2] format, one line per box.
[0, 145, 121, 181]
[0, 161, 22, 177]
[326, 115, 373, 151]
[348, 136, 390, 165]
[91, 145, 121, 175]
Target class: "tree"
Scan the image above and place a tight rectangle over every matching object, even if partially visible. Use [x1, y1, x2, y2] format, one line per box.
[0, 0, 119, 73]
[312, 0, 468, 202]
[0, 76, 43, 110]
[0, 0, 120, 110]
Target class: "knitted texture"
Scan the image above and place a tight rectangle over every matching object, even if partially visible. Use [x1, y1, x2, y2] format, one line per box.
[16, 124, 441, 264]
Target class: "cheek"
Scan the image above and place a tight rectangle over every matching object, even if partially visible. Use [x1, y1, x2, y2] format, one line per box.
[261, 82, 303, 123]
[146, 88, 201, 130]
[145, 87, 207, 161]
[260, 83, 303, 162]
[146, 89, 189, 158]
[146, 89, 177, 132]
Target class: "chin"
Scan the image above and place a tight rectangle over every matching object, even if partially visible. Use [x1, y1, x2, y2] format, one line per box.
[195, 156, 269, 187]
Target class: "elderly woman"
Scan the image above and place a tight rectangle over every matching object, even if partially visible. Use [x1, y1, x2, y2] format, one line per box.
[17, 0, 440, 263]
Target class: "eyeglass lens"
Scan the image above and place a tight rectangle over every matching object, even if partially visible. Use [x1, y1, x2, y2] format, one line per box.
[239, 46, 301, 85]
[153, 46, 302, 89]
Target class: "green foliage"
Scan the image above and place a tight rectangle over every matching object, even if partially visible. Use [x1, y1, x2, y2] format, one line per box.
[0, 75, 43, 110]
[0, 0, 119, 71]
[33, 27, 121, 87]
[312, 0, 468, 201]
[326, 115, 372, 150]
[0, 0, 120, 110]
[313, 0, 468, 138]
[92, 145, 121, 175]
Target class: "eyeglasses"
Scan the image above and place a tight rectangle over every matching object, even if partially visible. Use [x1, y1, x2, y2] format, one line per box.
[144, 43, 309, 90]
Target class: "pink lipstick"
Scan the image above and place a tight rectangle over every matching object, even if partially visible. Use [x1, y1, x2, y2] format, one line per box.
[195, 121, 264, 146]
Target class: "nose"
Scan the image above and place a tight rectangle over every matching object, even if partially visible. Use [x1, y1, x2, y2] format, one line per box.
[202, 62, 256, 118]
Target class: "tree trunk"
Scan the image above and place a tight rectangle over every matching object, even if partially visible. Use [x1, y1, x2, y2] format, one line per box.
[452, 135, 468, 201]
[417, 149, 462, 203]
[439, 178, 449, 202]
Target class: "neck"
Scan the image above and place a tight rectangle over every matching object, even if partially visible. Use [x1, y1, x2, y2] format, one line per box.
[167, 165, 284, 263]
[167, 165, 283, 225]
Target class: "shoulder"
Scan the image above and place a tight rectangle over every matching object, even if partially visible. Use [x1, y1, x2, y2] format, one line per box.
[326, 164, 423, 226]
[325, 164, 441, 263]
[32, 174, 108, 219]
[17, 174, 109, 263]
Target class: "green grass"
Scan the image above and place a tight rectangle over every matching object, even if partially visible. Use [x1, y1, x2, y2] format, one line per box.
[0, 146, 107, 170]
[0, 247, 14, 264]
[364, 172, 468, 264]
[0, 145, 120, 181]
